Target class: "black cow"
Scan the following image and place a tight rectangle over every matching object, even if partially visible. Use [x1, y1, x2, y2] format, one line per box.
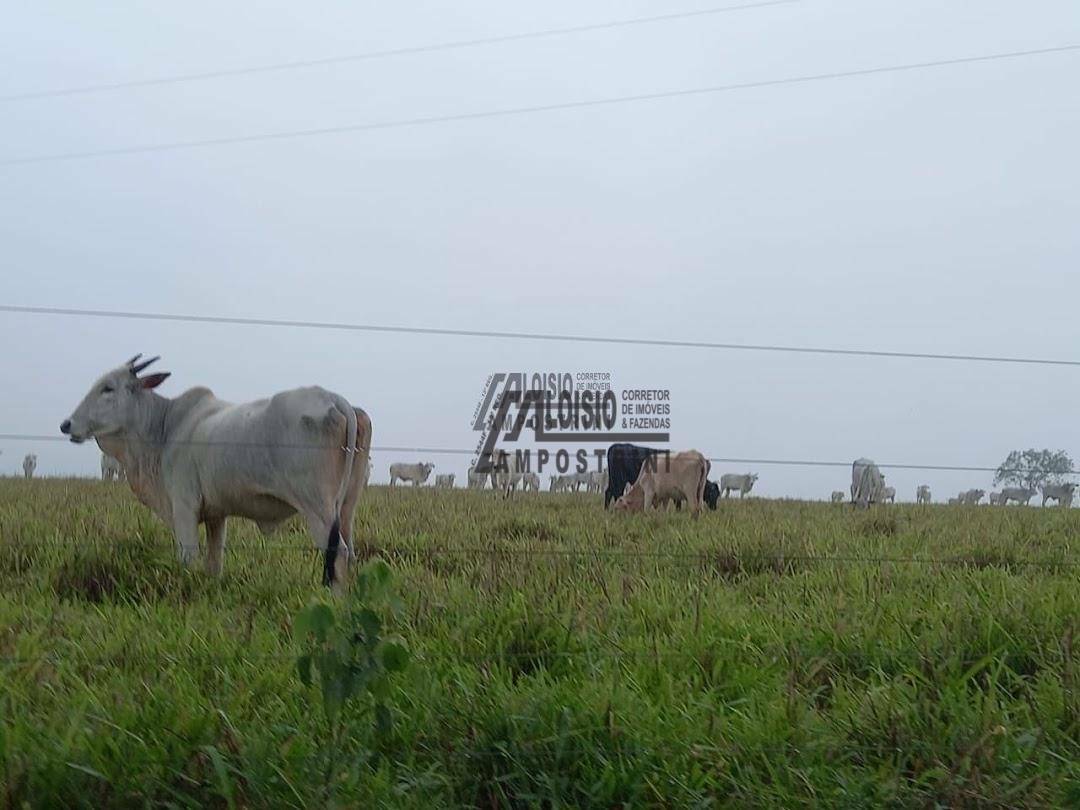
[704, 480, 719, 510]
[604, 443, 660, 508]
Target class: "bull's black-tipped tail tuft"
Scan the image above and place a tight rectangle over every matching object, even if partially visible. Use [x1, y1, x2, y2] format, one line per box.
[322, 520, 341, 587]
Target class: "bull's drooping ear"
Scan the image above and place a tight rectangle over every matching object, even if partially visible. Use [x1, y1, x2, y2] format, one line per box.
[139, 372, 171, 390]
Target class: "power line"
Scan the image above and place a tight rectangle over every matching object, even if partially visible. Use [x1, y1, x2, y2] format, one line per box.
[1, 433, 1076, 477]
[2, 303, 1079, 367]
[2, 44, 1077, 166]
[0, 1, 797, 103]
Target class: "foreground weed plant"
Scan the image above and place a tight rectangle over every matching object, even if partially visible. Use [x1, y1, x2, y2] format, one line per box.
[295, 558, 410, 801]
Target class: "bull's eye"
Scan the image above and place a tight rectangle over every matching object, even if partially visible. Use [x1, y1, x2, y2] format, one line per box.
[102, 385, 115, 394]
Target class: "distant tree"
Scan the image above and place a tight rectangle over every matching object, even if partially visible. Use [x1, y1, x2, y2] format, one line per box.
[994, 449, 1074, 492]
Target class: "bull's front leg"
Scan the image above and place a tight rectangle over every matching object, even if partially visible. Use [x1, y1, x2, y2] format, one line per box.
[171, 506, 201, 568]
[206, 517, 227, 577]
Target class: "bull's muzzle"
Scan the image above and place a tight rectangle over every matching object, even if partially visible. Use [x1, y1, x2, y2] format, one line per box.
[60, 419, 86, 444]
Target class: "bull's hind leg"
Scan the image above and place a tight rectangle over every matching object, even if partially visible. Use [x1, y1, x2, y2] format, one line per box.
[340, 470, 365, 553]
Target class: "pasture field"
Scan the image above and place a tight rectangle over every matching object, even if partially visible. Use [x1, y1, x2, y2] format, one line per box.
[1, 478, 1078, 807]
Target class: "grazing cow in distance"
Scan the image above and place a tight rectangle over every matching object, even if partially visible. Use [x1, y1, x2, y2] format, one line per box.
[831, 490, 845, 504]
[704, 480, 720, 510]
[101, 453, 125, 482]
[1001, 487, 1035, 505]
[961, 488, 985, 506]
[881, 486, 896, 504]
[389, 462, 434, 486]
[434, 473, 455, 489]
[850, 458, 885, 508]
[521, 472, 541, 492]
[614, 450, 710, 516]
[988, 491, 1005, 505]
[916, 485, 931, 505]
[60, 355, 370, 587]
[719, 473, 758, 499]
[947, 497, 961, 505]
[548, 474, 568, 493]
[605, 444, 660, 508]
[22, 454, 37, 480]
[1042, 482, 1076, 507]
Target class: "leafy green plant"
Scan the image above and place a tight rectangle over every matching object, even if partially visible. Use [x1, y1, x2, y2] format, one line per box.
[294, 558, 410, 800]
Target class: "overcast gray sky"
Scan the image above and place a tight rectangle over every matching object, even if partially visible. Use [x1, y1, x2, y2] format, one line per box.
[2, 0, 1078, 499]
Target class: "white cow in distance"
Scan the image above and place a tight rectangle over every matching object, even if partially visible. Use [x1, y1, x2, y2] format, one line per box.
[988, 491, 1005, 506]
[916, 485, 931, 505]
[60, 354, 370, 587]
[467, 466, 488, 489]
[850, 458, 885, 508]
[22, 454, 37, 480]
[881, 486, 896, 504]
[492, 450, 525, 497]
[101, 453, 125, 482]
[434, 473, 455, 489]
[1001, 487, 1035, 506]
[960, 489, 985, 506]
[585, 470, 607, 493]
[719, 473, 758, 499]
[389, 462, 434, 486]
[830, 490, 845, 504]
[522, 472, 541, 492]
[1042, 483, 1076, 507]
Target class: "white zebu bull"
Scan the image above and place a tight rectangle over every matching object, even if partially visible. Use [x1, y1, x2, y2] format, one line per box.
[521, 472, 541, 493]
[60, 355, 371, 587]
[881, 486, 896, 504]
[916, 485, 931, 505]
[22, 454, 37, 480]
[830, 490, 845, 504]
[850, 458, 885, 508]
[101, 452, 125, 482]
[389, 462, 434, 486]
[1041, 482, 1076, 507]
[1001, 487, 1035, 506]
[434, 473, 455, 489]
[988, 491, 1005, 506]
[719, 473, 758, 499]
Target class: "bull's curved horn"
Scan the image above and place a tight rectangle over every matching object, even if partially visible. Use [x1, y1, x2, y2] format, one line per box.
[131, 356, 160, 375]
[126, 353, 143, 367]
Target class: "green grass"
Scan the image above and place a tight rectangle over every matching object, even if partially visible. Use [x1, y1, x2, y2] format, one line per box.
[1, 478, 1078, 807]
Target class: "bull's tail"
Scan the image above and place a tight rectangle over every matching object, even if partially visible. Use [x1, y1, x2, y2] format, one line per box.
[330, 395, 358, 517]
[323, 519, 342, 587]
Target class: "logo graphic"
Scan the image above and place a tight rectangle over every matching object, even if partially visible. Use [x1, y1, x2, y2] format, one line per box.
[472, 372, 671, 474]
